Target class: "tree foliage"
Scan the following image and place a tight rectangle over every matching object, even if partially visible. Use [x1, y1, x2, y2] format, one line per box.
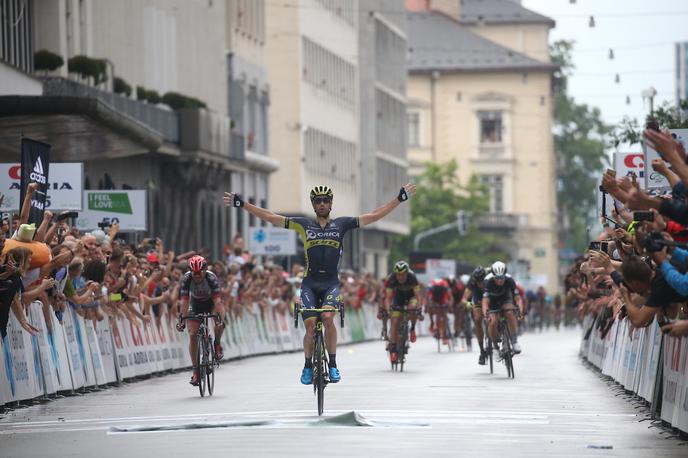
[389, 161, 508, 269]
[67, 55, 107, 84]
[34, 50, 63, 72]
[609, 100, 688, 148]
[551, 40, 612, 252]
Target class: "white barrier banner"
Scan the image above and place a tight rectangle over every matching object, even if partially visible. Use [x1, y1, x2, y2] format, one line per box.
[62, 308, 86, 389]
[95, 318, 118, 384]
[0, 335, 11, 405]
[83, 319, 107, 386]
[672, 337, 688, 431]
[661, 335, 682, 424]
[28, 302, 58, 396]
[75, 314, 97, 387]
[48, 310, 74, 391]
[5, 313, 42, 401]
[111, 316, 132, 380]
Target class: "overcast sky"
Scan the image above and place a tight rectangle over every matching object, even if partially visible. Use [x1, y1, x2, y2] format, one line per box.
[522, 0, 688, 135]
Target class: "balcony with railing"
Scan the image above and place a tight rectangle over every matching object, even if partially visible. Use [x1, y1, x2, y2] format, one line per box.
[42, 77, 179, 142]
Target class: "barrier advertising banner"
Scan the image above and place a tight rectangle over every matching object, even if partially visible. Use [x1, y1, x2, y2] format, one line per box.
[614, 152, 645, 186]
[248, 227, 296, 256]
[0, 162, 83, 212]
[77, 190, 147, 232]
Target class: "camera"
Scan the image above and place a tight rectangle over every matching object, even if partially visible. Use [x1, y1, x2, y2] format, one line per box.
[97, 221, 111, 230]
[646, 119, 660, 132]
[57, 211, 79, 222]
[589, 241, 609, 252]
[643, 231, 666, 253]
[633, 211, 654, 222]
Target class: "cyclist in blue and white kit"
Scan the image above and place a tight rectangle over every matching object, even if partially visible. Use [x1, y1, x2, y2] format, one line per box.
[224, 183, 415, 384]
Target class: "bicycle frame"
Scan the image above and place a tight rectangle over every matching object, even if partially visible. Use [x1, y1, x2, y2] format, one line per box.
[182, 313, 221, 396]
[293, 304, 344, 416]
[487, 309, 516, 379]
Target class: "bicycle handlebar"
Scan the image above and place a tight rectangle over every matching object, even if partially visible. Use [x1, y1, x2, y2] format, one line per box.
[180, 313, 221, 322]
[293, 303, 345, 329]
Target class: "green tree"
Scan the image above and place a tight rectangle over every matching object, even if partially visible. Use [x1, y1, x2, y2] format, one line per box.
[389, 161, 507, 269]
[551, 40, 612, 252]
[610, 100, 688, 148]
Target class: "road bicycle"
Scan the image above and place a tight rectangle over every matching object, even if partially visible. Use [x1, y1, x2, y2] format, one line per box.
[294, 303, 344, 416]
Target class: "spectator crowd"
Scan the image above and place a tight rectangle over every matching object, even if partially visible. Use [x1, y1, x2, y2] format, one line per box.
[0, 184, 390, 345]
[564, 126, 688, 339]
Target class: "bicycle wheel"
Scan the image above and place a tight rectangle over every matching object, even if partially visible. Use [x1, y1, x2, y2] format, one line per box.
[399, 320, 408, 373]
[197, 334, 206, 397]
[206, 339, 215, 396]
[315, 332, 325, 416]
[502, 326, 514, 379]
[487, 338, 494, 374]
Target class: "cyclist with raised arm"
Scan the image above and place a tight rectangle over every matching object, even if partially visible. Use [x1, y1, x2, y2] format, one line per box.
[482, 261, 525, 361]
[461, 266, 490, 364]
[223, 183, 415, 384]
[176, 255, 226, 386]
[384, 260, 423, 363]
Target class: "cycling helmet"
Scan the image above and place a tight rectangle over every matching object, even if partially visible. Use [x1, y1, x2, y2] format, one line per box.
[460, 274, 470, 285]
[310, 185, 334, 201]
[431, 278, 449, 288]
[471, 266, 487, 282]
[188, 255, 207, 273]
[393, 260, 410, 273]
[491, 261, 507, 278]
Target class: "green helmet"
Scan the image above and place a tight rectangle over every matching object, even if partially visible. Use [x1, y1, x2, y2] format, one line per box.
[393, 260, 409, 273]
[310, 185, 334, 201]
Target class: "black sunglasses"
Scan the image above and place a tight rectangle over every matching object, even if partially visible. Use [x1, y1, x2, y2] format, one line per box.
[313, 197, 331, 204]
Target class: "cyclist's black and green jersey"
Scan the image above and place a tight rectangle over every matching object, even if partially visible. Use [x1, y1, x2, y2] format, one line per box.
[483, 273, 517, 310]
[284, 216, 359, 280]
[285, 216, 359, 318]
[385, 273, 421, 310]
[466, 277, 485, 305]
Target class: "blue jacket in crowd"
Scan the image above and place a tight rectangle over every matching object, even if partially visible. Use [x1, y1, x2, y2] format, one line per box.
[661, 246, 688, 295]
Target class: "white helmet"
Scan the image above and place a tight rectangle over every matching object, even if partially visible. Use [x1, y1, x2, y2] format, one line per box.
[491, 261, 507, 278]
[460, 274, 470, 284]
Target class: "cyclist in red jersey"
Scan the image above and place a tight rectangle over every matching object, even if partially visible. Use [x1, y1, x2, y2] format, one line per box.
[427, 278, 452, 345]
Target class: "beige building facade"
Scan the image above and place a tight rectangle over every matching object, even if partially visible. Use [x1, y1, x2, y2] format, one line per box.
[265, 0, 410, 274]
[406, 0, 560, 292]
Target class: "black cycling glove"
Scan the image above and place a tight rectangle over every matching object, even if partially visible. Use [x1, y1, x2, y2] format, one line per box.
[233, 194, 245, 208]
[397, 187, 409, 202]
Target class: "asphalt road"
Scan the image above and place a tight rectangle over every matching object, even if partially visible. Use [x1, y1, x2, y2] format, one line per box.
[0, 328, 685, 457]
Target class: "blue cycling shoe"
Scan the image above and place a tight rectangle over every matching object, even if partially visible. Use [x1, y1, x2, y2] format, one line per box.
[328, 367, 341, 383]
[300, 367, 313, 385]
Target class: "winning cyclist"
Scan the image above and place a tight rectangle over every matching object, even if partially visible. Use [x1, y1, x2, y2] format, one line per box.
[223, 183, 415, 384]
[384, 260, 423, 363]
[176, 255, 226, 386]
[482, 261, 525, 360]
[461, 266, 489, 365]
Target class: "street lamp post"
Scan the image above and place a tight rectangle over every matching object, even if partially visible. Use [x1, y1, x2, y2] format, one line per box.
[413, 211, 467, 251]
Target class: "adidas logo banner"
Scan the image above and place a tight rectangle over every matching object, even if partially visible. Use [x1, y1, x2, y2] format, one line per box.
[20, 138, 51, 226]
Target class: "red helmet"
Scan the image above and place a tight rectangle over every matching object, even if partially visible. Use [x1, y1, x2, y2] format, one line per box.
[188, 255, 206, 273]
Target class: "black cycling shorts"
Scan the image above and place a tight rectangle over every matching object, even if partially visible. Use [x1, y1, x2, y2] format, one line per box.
[300, 278, 342, 321]
[189, 298, 214, 315]
[488, 296, 515, 311]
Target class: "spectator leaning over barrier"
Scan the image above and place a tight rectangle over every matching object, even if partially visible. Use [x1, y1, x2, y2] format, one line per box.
[0, 247, 40, 338]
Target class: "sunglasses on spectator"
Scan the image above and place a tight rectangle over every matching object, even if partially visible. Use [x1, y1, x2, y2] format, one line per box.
[313, 197, 331, 205]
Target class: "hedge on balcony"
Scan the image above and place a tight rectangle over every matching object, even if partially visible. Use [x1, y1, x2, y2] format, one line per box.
[34, 50, 64, 71]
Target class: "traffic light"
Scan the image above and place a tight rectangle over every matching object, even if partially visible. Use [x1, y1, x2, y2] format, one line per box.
[456, 210, 468, 236]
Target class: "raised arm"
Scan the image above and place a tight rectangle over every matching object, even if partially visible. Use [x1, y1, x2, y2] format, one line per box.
[359, 183, 416, 227]
[223, 191, 286, 227]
